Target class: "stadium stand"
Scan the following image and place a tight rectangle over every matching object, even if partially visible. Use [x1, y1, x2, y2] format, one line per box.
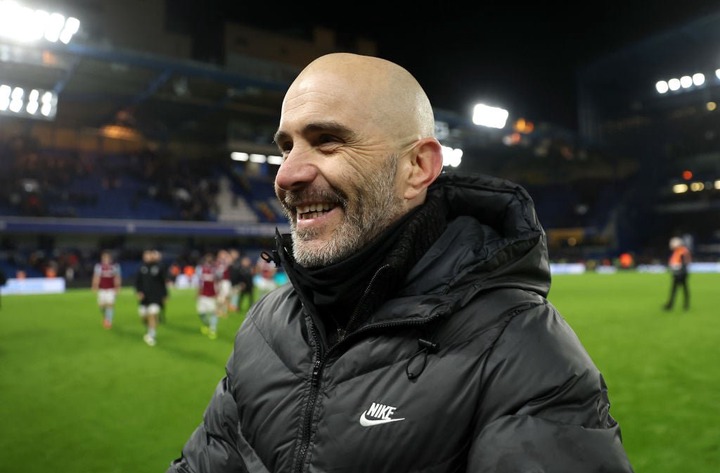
[1, 1, 719, 282]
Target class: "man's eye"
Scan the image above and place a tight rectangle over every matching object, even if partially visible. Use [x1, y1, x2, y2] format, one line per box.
[317, 134, 339, 145]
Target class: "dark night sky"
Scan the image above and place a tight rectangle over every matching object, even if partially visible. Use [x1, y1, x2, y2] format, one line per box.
[181, 2, 720, 131]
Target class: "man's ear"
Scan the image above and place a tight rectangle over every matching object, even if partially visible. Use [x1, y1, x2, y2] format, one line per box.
[403, 138, 443, 201]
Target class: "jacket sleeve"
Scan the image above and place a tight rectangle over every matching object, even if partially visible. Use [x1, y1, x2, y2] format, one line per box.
[468, 301, 635, 472]
[166, 376, 265, 473]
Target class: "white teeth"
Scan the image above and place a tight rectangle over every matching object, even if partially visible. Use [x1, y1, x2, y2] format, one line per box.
[297, 203, 333, 214]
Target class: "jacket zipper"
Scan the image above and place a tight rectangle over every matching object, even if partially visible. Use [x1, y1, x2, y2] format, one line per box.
[336, 264, 390, 343]
[292, 318, 324, 473]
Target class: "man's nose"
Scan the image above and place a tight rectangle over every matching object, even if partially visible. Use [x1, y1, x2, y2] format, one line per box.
[274, 146, 319, 191]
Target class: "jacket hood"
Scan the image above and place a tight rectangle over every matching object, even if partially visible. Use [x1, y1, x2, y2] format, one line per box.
[401, 171, 551, 299]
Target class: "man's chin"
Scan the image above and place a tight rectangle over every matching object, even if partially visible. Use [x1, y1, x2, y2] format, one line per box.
[293, 242, 328, 266]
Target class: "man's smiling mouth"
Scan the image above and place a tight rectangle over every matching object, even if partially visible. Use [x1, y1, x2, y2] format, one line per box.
[296, 203, 336, 220]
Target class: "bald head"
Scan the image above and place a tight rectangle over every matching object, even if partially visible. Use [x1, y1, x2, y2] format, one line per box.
[284, 53, 436, 144]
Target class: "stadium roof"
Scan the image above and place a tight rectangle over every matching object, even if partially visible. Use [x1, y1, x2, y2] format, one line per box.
[1, 39, 291, 151]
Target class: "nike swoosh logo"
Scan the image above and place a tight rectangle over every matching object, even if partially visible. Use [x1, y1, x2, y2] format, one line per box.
[359, 411, 405, 427]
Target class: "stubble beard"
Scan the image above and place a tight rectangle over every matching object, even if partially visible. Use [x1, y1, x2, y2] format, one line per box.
[287, 154, 405, 268]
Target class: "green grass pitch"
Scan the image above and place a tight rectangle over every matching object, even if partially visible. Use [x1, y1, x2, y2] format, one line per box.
[0, 271, 718, 472]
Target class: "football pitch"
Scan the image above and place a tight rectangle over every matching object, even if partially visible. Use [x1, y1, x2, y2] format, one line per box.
[0, 271, 718, 472]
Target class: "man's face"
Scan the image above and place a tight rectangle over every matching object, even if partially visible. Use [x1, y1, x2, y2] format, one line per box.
[273, 96, 408, 267]
[271, 59, 435, 268]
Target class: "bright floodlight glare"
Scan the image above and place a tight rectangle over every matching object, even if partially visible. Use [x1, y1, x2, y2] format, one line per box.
[9, 90, 23, 112]
[680, 76, 693, 89]
[26, 89, 39, 114]
[59, 16, 80, 44]
[672, 183, 688, 193]
[0, 84, 10, 110]
[26, 99, 38, 114]
[28, 8, 48, 41]
[0, 82, 56, 118]
[692, 73, 705, 86]
[10, 86, 23, 100]
[668, 78, 681, 91]
[230, 152, 284, 165]
[230, 152, 249, 161]
[655, 80, 669, 94]
[0, 1, 80, 44]
[44, 12, 65, 42]
[267, 155, 284, 165]
[472, 103, 509, 129]
[441, 145, 463, 167]
[40, 100, 53, 117]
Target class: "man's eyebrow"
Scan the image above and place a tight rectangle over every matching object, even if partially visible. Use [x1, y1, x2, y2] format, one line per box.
[272, 130, 289, 146]
[273, 121, 355, 144]
[304, 121, 353, 137]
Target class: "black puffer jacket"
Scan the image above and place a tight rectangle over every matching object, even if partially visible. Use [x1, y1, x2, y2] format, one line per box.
[167, 172, 634, 473]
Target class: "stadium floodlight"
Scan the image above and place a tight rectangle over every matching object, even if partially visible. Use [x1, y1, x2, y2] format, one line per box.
[472, 103, 509, 129]
[0, 1, 81, 44]
[230, 152, 249, 162]
[441, 145, 463, 167]
[656, 71, 707, 95]
[0, 82, 57, 119]
[0, 84, 10, 110]
[668, 78, 681, 91]
[9, 86, 23, 112]
[230, 151, 283, 165]
[267, 155, 283, 165]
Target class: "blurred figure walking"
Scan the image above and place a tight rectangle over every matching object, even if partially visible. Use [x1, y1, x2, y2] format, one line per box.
[135, 249, 169, 346]
[232, 255, 256, 313]
[91, 251, 121, 329]
[663, 236, 692, 311]
[215, 249, 233, 318]
[196, 253, 219, 339]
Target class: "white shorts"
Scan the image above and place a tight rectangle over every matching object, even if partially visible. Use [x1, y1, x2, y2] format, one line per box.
[138, 303, 162, 317]
[97, 289, 116, 306]
[196, 295, 217, 314]
[217, 280, 232, 299]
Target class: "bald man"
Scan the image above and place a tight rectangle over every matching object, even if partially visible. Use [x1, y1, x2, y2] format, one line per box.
[167, 53, 634, 473]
